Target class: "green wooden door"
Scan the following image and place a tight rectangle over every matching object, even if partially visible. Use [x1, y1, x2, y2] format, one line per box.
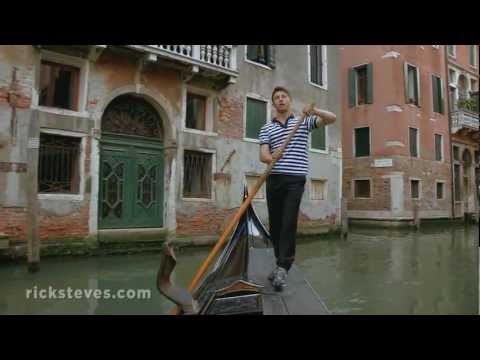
[99, 135, 164, 229]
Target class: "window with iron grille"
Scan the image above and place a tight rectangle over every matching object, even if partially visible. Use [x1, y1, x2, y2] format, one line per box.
[435, 134, 443, 161]
[186, 93, 207, 131]
[354, 127, 370, 157]
[311, 179, 327, 200]
[309, 45, 324, 86]
[409, 127, 419, 158]
[39, 60, 80, 111]
[246, 45, 275, 67]
[246, 175, 264, 199]
[411, 180, 420, 199]
[38, 133, 81, 193]
[183, 150, 212, 198]
[354, 179, 371, 198]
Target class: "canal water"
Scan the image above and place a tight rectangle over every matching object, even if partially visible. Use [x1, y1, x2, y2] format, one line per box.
[0, 224, 478, 315]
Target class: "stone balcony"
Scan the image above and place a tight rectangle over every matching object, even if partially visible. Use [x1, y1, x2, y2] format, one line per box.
[126, 45, 238, 87]
[451, 109, 479, 133]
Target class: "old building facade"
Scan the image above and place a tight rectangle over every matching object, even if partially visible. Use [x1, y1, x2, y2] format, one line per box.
[446, 45, 479, 219]
[0, 45, 341, 250]
[341, 45, 454, 224]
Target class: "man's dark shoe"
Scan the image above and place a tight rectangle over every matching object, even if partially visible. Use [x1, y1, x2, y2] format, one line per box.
[272, 267, 288, 291]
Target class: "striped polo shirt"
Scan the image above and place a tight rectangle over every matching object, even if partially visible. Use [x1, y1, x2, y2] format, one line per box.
[258, 114, 318, 176]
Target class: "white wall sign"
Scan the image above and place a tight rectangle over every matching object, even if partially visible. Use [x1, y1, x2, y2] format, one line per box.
[373, 158, 393, 167]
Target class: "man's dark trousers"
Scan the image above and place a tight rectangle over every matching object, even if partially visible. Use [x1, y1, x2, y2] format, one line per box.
[266, 174, 306, 271]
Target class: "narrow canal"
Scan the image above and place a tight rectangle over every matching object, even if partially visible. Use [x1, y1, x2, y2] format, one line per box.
[0, 224, 477, 315]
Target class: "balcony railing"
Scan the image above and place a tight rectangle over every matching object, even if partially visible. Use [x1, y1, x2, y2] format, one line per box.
[127, 45, 238, 77]
[451, 110, 479, 131]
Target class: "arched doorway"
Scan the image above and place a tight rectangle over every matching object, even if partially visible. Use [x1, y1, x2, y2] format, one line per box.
[99, 94, 164, 229]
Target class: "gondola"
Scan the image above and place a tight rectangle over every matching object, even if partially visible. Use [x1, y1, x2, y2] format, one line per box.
[157, 185, 330, 315]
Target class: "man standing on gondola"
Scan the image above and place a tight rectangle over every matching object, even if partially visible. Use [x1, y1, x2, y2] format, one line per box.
[259, 86, 337, 291]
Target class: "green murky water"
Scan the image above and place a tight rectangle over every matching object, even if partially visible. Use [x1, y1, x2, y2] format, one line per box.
[0, 224, 478, 315]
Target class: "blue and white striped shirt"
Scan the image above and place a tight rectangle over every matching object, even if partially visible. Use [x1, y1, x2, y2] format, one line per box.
[258, 114, 318, 176]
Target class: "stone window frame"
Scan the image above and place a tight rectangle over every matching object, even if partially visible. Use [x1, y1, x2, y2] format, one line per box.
[33, 49, 90, 118]
[244, 46, 274, 71]
[447, 45, 456, 59]
[181, 84, 218, 137]
[404, 62, 421, 107]
[435, 180, 446, 200]
[37, 128, 87, 202]
[469, 45, 478, 69]
[307, 45, 328, 91]
[430, 73, 445, 115]
[408, 126, 421, 158]
[309, 177, 328, 201]
[243, 93, 271, 144]
[409, 177, 422, 200]
[353, 126, 371, 158]
[352, 177, 372, 199]
[434, 132, 444, 162]
[180, 147, 216, 203]
[244, 172, 266, 202]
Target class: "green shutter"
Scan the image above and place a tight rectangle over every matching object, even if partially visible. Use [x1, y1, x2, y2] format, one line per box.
[246, 98, 266, 140]
[415, 67, 421, 107]
[403, 62, 409, 103]
[247, 45, 257, 61]
[409, 128, 418, 157]
[470, 45, 475, 66]
[348, 68, 356, 107]
[355, 127, 370, 157]
[432, 75, 439, 113]
[439, 78, 444, 114]
[366, 63, 373, 104]
[311, 125, 326, 150]
[268, 45, 276, 68]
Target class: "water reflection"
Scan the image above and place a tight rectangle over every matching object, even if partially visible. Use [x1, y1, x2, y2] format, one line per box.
[0, 224, 477, 315]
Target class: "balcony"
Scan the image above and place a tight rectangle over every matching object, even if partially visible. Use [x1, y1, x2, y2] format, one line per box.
[126, 45, 238, 85]
[451, 110, 479, 131]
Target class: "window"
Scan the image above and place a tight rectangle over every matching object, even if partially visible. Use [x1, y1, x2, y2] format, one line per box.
[186, 93, 206, 131]
[38, 133, 81, 194]
[183, 150, 212, 199]
[311, 179, 327, 200]
[409, 127, 419, 158]
[471, 79, 478, 93]
[447, 45, 456, 58]
[246, 45, 275, 68]
[475, 150, 480, 164]
[435, 134, 443, 161]
[348, 64, 373, 106]
[404, 63, 420, 106]
[432, 75, 444, 114]
[39, 60, 80, 111]
[245, 97, 267, 140]
[453, 145, 460, 161]
[354, 179, 371, 198]
[454, 164, 461, 201]
[311, 124, 326, 151]
[246, 175, 265, 199]
[436, 182, 444, 200]
[469, 45, 477, 67]
[309, 45, 327, 87]
[354, 127, 370, 157]
[411, 180, 420, 199]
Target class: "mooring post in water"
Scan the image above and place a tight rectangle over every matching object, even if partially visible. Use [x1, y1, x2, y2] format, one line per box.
[26, 110, 40, 273]
[413, 201, 420, 230]
[341, 197, 348, 239]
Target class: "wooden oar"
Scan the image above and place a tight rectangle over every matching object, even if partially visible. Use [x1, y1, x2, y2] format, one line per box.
[170, 105, 314, 315]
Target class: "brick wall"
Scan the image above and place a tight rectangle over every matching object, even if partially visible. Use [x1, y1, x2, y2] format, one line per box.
[176, 203, 237, 236]
[216, 96, 243, 139]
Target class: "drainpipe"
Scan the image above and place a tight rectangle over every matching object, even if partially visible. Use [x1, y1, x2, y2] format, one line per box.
[444, 46, 455, 219]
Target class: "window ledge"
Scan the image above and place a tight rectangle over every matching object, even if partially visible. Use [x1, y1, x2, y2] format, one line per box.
[308, 81, 328, 91]
[181, 197, 213, 202]
[354, 197, 372, 200]
[183, 128, 218, 137]
[244, 59, 273, 71]
[310, 148, 329, 154]
[243, 138, 261, 144]
[38, 194, 84, 201]
[35, 105, 89, 118]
